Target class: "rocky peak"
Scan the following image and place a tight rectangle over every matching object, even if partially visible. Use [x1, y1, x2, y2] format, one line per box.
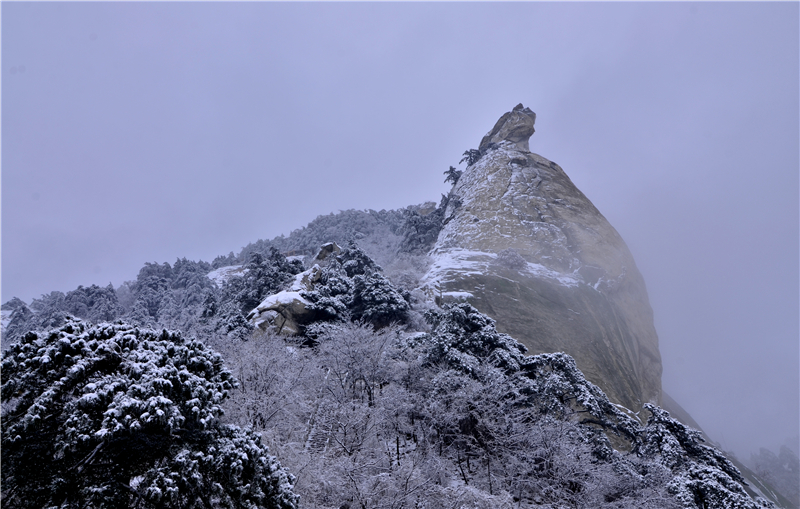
[424, 105, 663, 411]
[479, 103, 537, 152]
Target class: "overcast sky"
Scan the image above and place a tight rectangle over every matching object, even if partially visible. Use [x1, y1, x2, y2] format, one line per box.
[2, 2, 797, 460]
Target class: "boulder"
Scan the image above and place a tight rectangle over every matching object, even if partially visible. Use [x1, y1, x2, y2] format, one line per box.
[479, 103, 537, 152]
[313, 242, 341, 264]
[247, 264, 324, 335]
[247, 291, 313, 335]
[246, 243, 348, 335]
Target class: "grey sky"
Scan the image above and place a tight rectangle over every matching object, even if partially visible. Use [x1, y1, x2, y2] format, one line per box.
[2, 2, 797, 460]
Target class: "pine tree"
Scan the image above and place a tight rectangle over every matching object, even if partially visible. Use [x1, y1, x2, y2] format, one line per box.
[460, 149, 482, 166]
[350, 272, 410, 328]
[1, 319, 298, 508]
[443, 165, 462, 185]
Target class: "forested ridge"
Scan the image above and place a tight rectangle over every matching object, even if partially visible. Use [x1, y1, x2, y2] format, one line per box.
[1, 205, 792, 508]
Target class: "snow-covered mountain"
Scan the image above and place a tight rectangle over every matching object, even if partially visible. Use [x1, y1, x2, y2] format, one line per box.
[2, 106, 795, 509]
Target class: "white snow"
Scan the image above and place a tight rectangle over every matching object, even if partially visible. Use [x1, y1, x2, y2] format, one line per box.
[522, 261, 581, 287]
[425, 249, 494, 280]
[423, 249, 581, 289]
[442, 291, 474, 300]
[207, 265, 247, 287]
[256, 291, 310, 310]
[288, 265, 322, 292]
[249, 291, 311, 329]
[612, 402, 644, 425]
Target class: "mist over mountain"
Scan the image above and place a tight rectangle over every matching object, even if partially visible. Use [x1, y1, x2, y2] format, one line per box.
[3, 105, 797, 508]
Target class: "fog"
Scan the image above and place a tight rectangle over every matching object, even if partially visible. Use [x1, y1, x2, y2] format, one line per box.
[2, 2, 797, 461]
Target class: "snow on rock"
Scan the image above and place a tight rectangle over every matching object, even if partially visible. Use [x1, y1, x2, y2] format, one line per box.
[441, 291, 475, 300]
[245, 264, 326, 334]
[247, 291, 312, 335]
[207, 265, 247, 287]
[287, 264, 323, 292]
[422, 249, 581, 294]
[247, 264, 322, 334]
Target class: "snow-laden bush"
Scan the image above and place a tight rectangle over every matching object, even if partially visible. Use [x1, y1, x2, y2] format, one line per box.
[301, 262, 354, 323]
[300, 244, 410, 330]
[398, 201, 445, 255]
[350, 272, 410, 328]
[64, 283, 122, 323]
[420, 302, 527, 375]
[237, 208, 407, 267]
[218, 318, 681, 508]
[222, 249, 302, 316]
[1, 319, 298, 509]
[408, 303, 765, 508]
[639, 404, 772, 509]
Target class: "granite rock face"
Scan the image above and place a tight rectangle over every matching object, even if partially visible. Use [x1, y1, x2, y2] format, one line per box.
[423, 105, 662, 410]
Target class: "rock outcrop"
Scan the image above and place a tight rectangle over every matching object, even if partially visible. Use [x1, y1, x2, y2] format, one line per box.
[423, 104, 662, 411]
[479, 103, 537, 152]
[246, 243, 340, 334]
[246, 270, 318, 335]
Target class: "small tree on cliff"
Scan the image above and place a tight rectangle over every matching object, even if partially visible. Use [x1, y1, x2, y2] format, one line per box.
[460, 149, 482, 166]
[1, 319, 298, 509]
[444, 165, 462, 185]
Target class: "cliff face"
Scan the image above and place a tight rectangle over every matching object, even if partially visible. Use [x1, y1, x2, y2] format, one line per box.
[423, 104, 662, 410]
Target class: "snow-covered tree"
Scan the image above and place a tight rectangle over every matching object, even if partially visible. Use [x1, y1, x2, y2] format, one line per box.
[237, 208, 408, 265]
[1, 319, 298, 509]
[301, 262, 354, 324]
[130, 264, 172, 324]
[64, 284, 122, 323]
[350, 272, 410, 328]
[222, 250, 301, 316]
[212, 251, 238, 269]
[460, 148, 482, 166]
[2, 292, 70, 347]
[494, 248, 527, 271]
[398, 203, 445, 255]
[420, 302, 528, 375]
[218, 317, 684, 509]
[638, 404, 773, 509]
[299, 244, 410, 331]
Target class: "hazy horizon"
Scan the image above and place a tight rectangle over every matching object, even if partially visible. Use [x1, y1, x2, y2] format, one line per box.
[2, 2, 798, 462]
